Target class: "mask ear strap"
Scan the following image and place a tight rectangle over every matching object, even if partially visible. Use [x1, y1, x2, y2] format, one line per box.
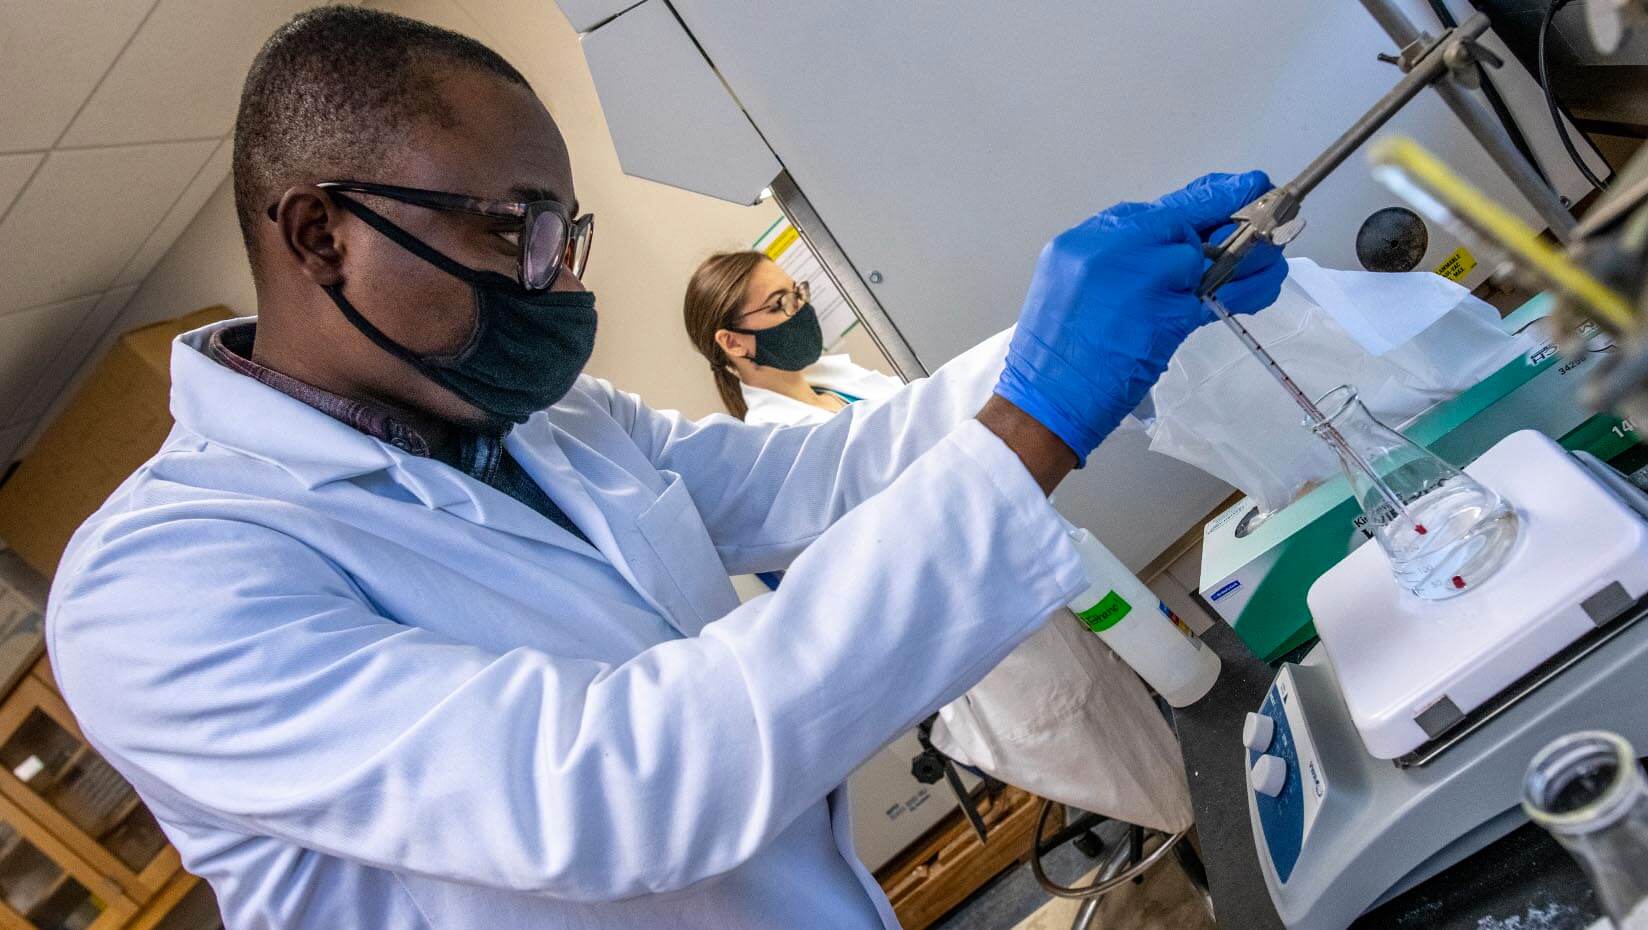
[329, 192, 516, 289]
[323, 283, 438, 374]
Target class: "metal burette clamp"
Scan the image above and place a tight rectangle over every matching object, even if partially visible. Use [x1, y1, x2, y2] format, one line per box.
[1441, 37, 1503, 90]
[1196, 11, 1511, 300]
[1197, 190, 1308, 298]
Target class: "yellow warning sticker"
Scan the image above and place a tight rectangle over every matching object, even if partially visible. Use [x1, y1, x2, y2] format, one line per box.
[761, 226, 799, 261]
[1434, 246, 1477, 282]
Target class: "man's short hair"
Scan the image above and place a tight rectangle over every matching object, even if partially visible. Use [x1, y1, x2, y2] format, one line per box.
[232, 5, 531, 275]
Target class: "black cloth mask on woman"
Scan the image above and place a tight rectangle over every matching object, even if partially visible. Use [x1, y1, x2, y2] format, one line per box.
[728, 302, 824, 371]
[321, 193, 597, 425]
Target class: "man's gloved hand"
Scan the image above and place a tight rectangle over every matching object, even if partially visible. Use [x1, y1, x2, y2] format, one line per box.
[994, 171, 1289, 465]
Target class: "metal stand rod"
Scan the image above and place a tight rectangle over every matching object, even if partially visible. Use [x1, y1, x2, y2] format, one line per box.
[1199, 13, 1494, 297]
[1432, 77, 1578, 241]
[1360, 0, 1577, 241]
[769, 171, 929, 380]
[1201, 295, 1422, 528]
[1290, 14, 1488, 201]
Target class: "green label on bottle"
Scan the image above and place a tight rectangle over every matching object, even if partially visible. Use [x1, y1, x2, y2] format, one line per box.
[1076, 590, 1132, 633]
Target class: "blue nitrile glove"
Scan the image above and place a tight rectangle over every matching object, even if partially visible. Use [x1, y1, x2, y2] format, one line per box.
[994, 170, 1289, 465]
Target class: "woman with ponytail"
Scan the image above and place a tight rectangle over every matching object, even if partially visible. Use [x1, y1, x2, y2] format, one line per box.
[680, 249, 1195, 841]
[683, 251, 901, 423]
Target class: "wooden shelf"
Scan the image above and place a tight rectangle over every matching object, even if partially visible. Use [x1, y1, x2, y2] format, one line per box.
[17, 866, 72, 920]
[0, 649, 192, 928]
[0, 831, 26, 869]
[123, 872, 199, 930]
[876, 787, 1052, 930]
[0, 898, 36, 930]
[26, 745, 90, 797]
[0, 845, 67, 921]
[99, 796, 145, 840]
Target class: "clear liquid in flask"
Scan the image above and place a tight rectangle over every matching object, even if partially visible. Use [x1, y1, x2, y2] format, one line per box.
[1309, 386, 1519, 600]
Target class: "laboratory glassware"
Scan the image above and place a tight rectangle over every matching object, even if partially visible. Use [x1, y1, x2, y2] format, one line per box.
[1525, 731, 1648, 929]
[1310, 385, 1518, 599]
[1201, 295, 1425, 533]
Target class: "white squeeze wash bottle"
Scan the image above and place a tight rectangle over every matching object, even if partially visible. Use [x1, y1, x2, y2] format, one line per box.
[1065, 526, 1221, 707]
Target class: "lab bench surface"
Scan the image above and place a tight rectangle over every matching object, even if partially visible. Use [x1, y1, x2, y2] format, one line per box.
[1171, 622, 1604, 930]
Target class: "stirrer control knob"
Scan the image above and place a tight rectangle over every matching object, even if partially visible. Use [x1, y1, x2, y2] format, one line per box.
[1243, 712, 1276, 753]
[1251, 755, 1288, 798]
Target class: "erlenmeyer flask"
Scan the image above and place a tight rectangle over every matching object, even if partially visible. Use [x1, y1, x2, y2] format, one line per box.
[1524, 731, 1648, 929]
[1310, 385, 1518, 600]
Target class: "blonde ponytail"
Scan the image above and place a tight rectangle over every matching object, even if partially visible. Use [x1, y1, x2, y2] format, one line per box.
[683, 251, 767, 420]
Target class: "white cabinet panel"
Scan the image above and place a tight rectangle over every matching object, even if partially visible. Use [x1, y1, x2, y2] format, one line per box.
[581, 0, 778, 205]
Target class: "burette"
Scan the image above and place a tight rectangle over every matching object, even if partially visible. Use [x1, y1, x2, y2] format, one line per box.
[1186, 12, 1522, 532]
[1199, 293, 1423, 532]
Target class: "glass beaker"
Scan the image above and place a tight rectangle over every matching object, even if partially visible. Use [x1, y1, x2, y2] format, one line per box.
[1524, 731, 1648, 928]
[1310, 386, 1518, 600]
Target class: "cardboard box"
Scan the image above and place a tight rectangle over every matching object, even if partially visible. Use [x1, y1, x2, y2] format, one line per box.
[0, 307, 231, 576]
[1199, 297, 1637, 661]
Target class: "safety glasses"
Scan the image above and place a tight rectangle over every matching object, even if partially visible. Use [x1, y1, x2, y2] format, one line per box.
[734, 280, 811, 324]
[271, 181, 595, 292]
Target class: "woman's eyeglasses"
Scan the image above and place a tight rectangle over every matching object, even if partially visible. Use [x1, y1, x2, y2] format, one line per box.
[738, 280, 811, 322]
[269, 180, 595, 292]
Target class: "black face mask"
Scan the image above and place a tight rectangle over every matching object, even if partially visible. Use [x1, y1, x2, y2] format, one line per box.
[322, 195, 597, 425]
[729, 302, 824, 371]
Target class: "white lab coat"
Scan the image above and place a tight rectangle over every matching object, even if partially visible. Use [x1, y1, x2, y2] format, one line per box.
[46, 318, 1088, 930]
[740, 353, 904, 427]
[741, 340, 1194, 833]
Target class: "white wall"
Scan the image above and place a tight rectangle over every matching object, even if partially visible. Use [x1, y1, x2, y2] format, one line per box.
[120, 177, 256, 331]
[19, 175, 255, 456]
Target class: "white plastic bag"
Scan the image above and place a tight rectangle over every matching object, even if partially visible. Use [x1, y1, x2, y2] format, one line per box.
[929, 610, 1194, 833]
[1289, 258, 1526, 398]
[1145, 260, 1530, 513]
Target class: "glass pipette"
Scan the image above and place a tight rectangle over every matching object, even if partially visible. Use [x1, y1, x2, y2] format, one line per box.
[1201, 294, 1425, 533]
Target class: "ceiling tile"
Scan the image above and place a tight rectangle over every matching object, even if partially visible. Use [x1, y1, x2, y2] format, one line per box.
[115, 138, 230, 286]
[0, 0, 154, 152]
[0, 153, 43, 219]
[60, 0, 319, 147]
[0, 294, 102, 427]
[11, 286, 138, 427]
[0, 421, 34, 467]
[0, 139, 218, 316]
